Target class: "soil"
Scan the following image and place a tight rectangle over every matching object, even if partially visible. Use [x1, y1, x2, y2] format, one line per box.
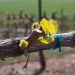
[0, 53, 75, 75]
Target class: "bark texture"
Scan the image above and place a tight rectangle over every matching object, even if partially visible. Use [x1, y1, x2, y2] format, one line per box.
[0, 30, 75, 60]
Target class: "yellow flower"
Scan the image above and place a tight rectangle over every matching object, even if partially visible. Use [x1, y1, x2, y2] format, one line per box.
[19, 40, 28, 49]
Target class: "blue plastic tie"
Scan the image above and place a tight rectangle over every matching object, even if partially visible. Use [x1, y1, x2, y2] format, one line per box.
[51, 34, 63, 52]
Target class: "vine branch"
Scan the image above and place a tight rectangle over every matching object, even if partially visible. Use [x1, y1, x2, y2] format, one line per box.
[0, 30, 75, 60]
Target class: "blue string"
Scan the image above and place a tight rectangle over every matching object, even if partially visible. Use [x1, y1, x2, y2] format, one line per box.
[51, 34, 63, 52]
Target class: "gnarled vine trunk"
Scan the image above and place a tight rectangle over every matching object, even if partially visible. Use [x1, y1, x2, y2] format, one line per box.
[0, 30, 75, 60]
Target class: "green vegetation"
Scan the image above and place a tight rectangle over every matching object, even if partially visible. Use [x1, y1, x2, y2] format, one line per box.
[0, 0, 75, 19]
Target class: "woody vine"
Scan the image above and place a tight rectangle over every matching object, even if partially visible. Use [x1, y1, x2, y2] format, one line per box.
[0, 18, 75, 67]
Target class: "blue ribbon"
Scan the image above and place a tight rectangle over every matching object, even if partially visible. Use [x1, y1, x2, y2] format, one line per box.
[51, 34, 63, 52]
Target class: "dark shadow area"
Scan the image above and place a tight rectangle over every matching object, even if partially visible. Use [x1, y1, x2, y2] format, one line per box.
[33, 51, 46, 75]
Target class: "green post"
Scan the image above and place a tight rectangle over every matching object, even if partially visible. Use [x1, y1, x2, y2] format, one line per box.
[38, 0, 42, 21]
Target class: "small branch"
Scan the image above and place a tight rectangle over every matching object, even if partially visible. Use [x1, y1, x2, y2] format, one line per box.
[0, 30, 75, 60]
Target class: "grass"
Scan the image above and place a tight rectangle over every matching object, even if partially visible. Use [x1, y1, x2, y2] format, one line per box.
[0, 0, 75, 19]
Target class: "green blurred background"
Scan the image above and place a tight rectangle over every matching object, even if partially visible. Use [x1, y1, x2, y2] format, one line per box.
[0, 1, 75, 75]
[0, 0, 75, 19]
